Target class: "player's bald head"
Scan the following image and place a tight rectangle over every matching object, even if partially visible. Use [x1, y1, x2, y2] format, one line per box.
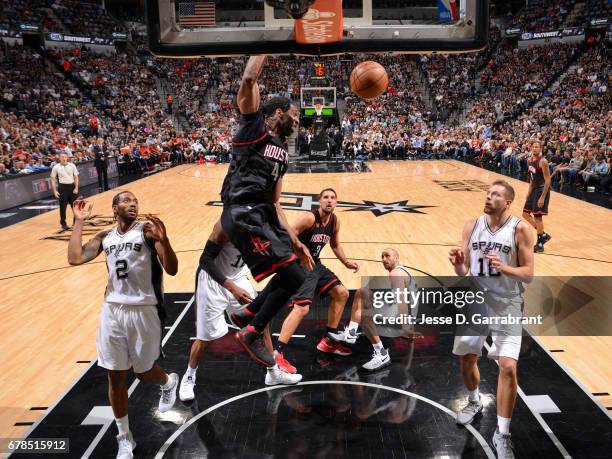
[384, 247, 399, 259]
[381, 248, 399, 271]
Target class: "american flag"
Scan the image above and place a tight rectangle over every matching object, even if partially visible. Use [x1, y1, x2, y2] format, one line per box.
[178, 2, 215, 28]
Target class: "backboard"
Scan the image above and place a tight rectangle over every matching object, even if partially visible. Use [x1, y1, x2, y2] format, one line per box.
[146, 0, 489, 57]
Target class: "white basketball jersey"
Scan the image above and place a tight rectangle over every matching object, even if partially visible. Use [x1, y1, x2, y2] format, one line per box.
[102, 222, 163, 306]
[216, 241, 249, 281]
[469, 215, 522, 298]
[395, 265, 416, 290]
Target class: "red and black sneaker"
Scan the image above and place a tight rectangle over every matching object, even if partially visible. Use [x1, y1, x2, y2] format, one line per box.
[235, 325, 275, 367]
[231, 307, 255, 328]
[316, 337, 352, 356]
[274, 351, 297, 374]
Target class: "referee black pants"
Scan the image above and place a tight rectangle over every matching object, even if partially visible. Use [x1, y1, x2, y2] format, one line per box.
[96, 165, 109, 190]
[58, 183, 76, 227]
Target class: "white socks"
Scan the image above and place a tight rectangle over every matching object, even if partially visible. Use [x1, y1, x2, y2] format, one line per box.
[186, 366, 197, 379]
[468, 387, 480, 402]
[497, 416, 511, 435]
[347, 321, 359, 333]
[161, 375, 174, 390]
[115, 415, 129, 436]
[373, 341, 384, 354]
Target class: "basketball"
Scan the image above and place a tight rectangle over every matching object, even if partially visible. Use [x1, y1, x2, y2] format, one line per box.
[350, 61, 389, 99]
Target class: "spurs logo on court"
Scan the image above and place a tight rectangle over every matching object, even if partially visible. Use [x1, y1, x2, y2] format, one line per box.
[433, 179, 490, 192]
[206, 193, 435, 217]
[41, 214, 116, 241]
[251, 236, 271, 256]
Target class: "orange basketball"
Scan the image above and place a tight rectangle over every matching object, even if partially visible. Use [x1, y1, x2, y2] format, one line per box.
[350, 61, 389, 100]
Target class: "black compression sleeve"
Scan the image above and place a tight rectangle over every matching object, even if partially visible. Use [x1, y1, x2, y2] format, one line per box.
[198, 240, 227, 286]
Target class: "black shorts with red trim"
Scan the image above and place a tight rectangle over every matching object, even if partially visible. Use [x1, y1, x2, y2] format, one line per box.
[290, 262, 341, 307]
[221, 203, 296, 282]
[523, 186, 550, 215]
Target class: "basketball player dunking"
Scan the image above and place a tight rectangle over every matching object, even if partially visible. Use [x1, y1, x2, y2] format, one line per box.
[221, 54, 314, 367]
[68, 192, 179, 459]
[178, 219, 301, 402]
[522, 140, 552, 252]
[232, 188, 359, 374]
[449, 180, 534, 459]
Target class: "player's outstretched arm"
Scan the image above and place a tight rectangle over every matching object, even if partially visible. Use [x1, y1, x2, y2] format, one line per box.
[237, 55, 266, 115]
[330, 219, 359, 272]
[68, 199, 108, 265]
[200, 220, 253, 304]
[273, 179, 314, 271]
[144, 214, 178, 276]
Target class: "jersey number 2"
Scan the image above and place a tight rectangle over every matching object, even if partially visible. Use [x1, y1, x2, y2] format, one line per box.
[116, 259, 128, 279]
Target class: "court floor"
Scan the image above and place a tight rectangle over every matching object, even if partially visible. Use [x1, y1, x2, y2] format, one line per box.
[1, 161, 611, 455]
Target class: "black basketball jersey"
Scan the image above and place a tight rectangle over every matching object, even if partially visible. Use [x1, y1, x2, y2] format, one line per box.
[221, 109, 289, 205]
[299, 210, 337, 261]
[528, 156, 545, 188]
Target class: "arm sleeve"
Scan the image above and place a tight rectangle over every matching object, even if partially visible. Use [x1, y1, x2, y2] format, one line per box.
[198, 240, 227, 286]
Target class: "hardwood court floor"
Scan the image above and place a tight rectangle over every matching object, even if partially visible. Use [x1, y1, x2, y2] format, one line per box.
[1, 160, 610, 440]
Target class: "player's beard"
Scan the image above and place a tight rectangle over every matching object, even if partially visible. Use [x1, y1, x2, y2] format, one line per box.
[275, 112, 296, 139]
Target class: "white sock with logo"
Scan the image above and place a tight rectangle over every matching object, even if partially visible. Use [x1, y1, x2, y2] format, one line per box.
[186, 366, 197, 379]
[497, 416, 511, 435]
[373, 341, 384, 354]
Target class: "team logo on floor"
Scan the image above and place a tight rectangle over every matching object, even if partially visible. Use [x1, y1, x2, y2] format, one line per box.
[433, 179, 490, 192]
[207, 193, 435, 217]
[41, 214, 116, 241]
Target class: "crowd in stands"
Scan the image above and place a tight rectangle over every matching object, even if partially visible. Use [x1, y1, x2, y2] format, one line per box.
[0, 2, 610, 194]
[50, 0, 126, 37]
[566, 0, 612, 28]
[0, 0, 125, 37]
[0, 0, 62, 34]
[506, 0, 574, 32]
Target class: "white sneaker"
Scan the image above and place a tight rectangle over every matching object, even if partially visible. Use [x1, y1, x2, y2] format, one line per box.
[361, 349, 391, 372]
[159, 373, 178, 412]
[265, 366, 302, 386]
[116, 432, 136, 459]
[179, 373, 196, 402]
[492, 428, 515, 459]
[342, 328, 358, 344]
[456, 397, 483, 425]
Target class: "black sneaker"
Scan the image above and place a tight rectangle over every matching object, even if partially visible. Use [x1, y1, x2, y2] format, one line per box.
[61, 224, 70, 231]
[230, 308, 255, 328]
[541, 233, 551, 244]
[235, 325, 274, 367]
[534, 242, 544, 253]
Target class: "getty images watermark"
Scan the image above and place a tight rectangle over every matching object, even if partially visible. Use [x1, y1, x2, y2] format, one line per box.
[370, 287, 544, 328]
[360, 276, 611, 337]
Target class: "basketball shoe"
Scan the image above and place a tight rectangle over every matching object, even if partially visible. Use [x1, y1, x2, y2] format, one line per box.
[159, 373, 178, 412]
[274, 350, 297, 374]
[456, 397, 483, 425]
[235, 325, 275, 367]
[179, 373, 196, 402]
[492, 428, 515, 459]
[316, 337, 352, 356]
[362, 349, 391, 371]
[116, 432, 136, 459]
[265, 366, 302, 386]
[230, 308, 255, 328]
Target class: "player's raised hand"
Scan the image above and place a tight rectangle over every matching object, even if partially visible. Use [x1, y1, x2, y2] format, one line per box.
[294, 241, 315, 272]
[145, 214, 168, 242]
[448, 248, 465, 267]
[73, 198, 93, 221]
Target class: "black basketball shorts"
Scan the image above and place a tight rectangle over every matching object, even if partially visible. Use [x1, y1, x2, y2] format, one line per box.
[221, 203, 296, 281]
[523, 186, 550, 215]
[290, 262, 341, 308]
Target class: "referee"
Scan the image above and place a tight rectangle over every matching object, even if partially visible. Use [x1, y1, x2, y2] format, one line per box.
[51, 154, 79, 231]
